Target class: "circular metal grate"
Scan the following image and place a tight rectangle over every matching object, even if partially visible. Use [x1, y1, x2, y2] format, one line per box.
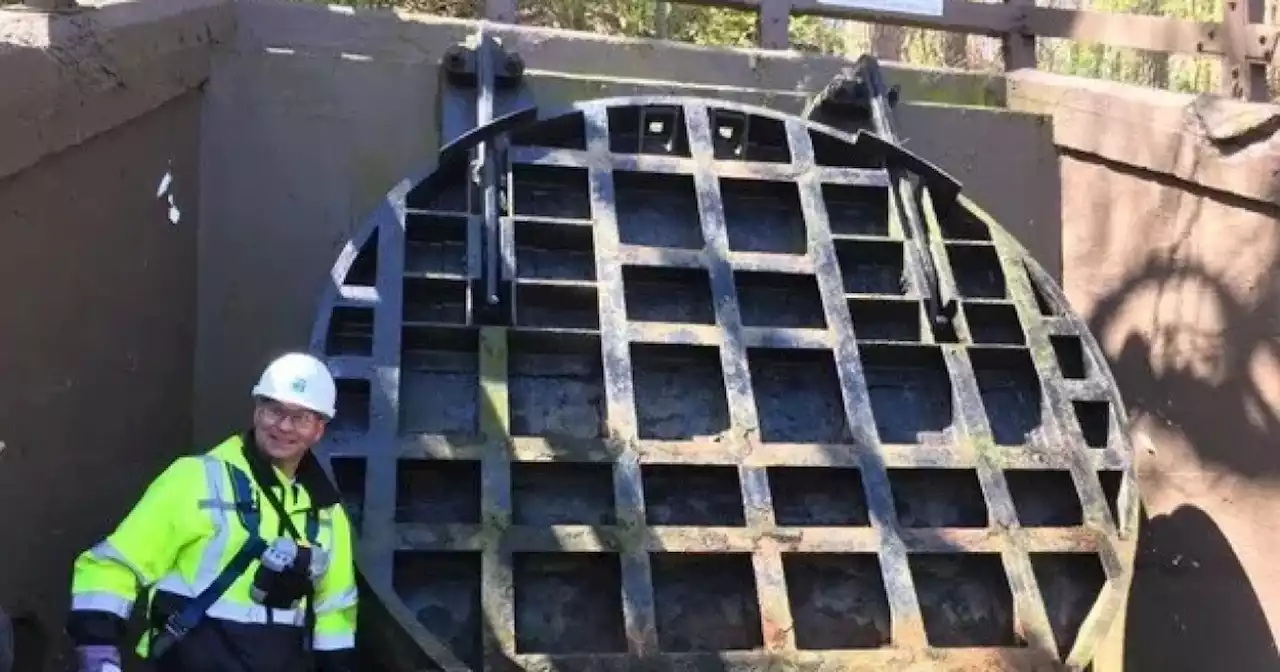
[309, 97, 1138, 671]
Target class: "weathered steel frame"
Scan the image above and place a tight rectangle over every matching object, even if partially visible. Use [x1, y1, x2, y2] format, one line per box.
[308, 94, 1139, 671]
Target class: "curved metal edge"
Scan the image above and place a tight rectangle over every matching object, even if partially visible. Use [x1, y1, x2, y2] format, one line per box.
[305, 95, 1140, 672]
[958, 193, 1141, 668]
[438, 105, 541, 167]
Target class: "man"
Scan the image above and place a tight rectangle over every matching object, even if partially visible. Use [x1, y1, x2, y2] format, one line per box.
[66, 353, 358, 672]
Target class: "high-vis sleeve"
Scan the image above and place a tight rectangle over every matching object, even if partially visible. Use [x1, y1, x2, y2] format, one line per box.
[313, 503, 358, 671]
[66, 457, 204, 647]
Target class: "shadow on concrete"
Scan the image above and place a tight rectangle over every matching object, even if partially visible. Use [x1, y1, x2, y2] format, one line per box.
[1124, 504, 1278, 671]
[1070, 154, 1280, 668]
[1078, 149, 1280, 479]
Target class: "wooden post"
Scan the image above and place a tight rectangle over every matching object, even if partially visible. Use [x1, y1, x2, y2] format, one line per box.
[1002, 0, 1037, 70]
[757, 0, 792, 50]
[485, 0, 517, 24]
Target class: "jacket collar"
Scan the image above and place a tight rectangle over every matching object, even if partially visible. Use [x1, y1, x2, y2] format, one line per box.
[238, 430, 340, 508]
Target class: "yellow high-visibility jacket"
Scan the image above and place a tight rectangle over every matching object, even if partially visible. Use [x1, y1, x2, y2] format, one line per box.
[66, 434, 358, 672]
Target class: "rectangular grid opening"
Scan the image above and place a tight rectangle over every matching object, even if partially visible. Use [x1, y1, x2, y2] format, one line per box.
[848, 297, 923, 342]
[511, 111, 586, 150]
[822, 183, 890, 237]
[769, 467, 869, 526]
[514, 280, 599, 330]
[938, 204, 992, 242]
[643, 465, 745, 526]
[783, 553, 890, 649]
[735, 271, 826, 329]
[1029, 552, 1107, 656]
[1052, 335, 1088, 379]
[614, 172, 704, 249]
[332, 378, 371, 433]
[652, 553, 763, 652]
[510, 331, 604, 439]
[1074, 400, 1111, 448]
[969, 347, 1043, 447]
[344, 229, 378, 286]
[404, 276, 468, 325]
[965, 302, 1027, 346]
[512, 462, 616, 525]
[406, 157, 469, 212]
[748, 348, 850, 443]
[889, 468, 989, 528]
[1005, 469, 1084, 527]
[401, 326, 478, 435]
[910, 553, 1020, 647]
[1098, 470, 1122, 528]
[607, 105, 690, 157]
[719, 178, 807, 255]
[810, 129, 881, 169]
[622, 265, 715, 324]
[514, 219, 595, 282]
[946, 243, 1007, 299]
[709, 111, 790, 163]
[631, 343, 730, 440]
[836, 238, 908, 296]
[405, 212, 467, 277]
[514, 552, 627, 654]
[395, 459, 481, 524]
[330, 457, 366, 532]
[859, 344, 953, 444]
[326, 306, 373, 357]
[392, 551, 482, 670]
[512, 165, 592, 219]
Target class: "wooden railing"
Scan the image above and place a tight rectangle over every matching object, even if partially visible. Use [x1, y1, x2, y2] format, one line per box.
[18, 0, 1277, 100]
[484, 0, 1276, 102]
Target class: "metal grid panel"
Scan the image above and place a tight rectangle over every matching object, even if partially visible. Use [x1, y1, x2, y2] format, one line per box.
[309, 98, 1138, 671]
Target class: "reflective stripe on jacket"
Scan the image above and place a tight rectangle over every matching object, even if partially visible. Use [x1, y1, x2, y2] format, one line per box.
[66, 433, 358, 672]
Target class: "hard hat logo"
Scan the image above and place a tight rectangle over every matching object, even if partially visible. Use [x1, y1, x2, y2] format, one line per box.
[292, 378, 308, 394]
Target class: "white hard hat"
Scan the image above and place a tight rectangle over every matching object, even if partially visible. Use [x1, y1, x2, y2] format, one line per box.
[251, 352, 337, 419]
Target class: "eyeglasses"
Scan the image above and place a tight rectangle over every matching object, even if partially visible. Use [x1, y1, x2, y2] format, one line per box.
[257, 401, 322, 432]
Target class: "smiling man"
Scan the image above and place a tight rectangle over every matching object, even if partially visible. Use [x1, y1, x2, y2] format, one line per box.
[66, 353, 358, 672]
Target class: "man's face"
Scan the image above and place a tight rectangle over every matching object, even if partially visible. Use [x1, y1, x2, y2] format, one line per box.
[252, 397, 327, 466]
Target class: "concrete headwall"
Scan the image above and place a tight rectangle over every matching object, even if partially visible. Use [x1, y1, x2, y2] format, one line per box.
[0, 1, 228, 668]
[1006, 70, 1280, 669]
[0, 0, 1278, 670]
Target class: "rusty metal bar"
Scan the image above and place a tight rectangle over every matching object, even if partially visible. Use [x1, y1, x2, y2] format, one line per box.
[581, 104, 661, 657]
[386, 433, 1132, 471]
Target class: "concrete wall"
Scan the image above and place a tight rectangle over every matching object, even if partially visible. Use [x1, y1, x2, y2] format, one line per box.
[1, 0, 1279, 670]
[0, 2, 227, 668]
[1008, 71, 1280, 669]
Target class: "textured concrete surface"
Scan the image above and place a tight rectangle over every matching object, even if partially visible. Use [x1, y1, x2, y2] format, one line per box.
[0, 0, 232, 181]
[1062, 151, 1280, 669]
[0, 90, 202, 670]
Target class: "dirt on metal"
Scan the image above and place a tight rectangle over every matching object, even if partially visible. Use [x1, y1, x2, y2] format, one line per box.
[309, 97, 1138, 671]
